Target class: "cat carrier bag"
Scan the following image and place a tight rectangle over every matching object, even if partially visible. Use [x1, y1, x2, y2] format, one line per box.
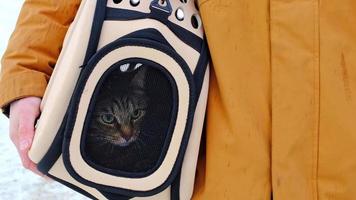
[28, 0, 209, 199]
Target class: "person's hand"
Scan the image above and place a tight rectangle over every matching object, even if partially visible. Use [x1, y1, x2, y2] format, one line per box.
[9, 97, 42, 175]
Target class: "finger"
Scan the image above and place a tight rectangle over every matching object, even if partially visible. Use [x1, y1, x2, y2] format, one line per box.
[18, 137, 34, 170]
[18, 104, 40, 147]
[18, 120, 35, 152]
[8, 97, 43, 175]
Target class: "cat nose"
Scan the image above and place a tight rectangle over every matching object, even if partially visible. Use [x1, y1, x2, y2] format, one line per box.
[122, 134, 132, 141]
[121, 126, 133, 141]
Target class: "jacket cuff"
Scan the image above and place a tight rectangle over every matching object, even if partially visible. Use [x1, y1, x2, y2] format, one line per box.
[0, 71, 48, 117]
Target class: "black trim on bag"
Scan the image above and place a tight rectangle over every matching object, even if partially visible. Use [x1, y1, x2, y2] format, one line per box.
[170, 168, 181, 200]
[47, 174, 98, 200]
[62, 37, 196, 197]
[99, 191, 132, 200]
[105, 7, 203, 52]
[49, 173, 133, 200]
[37, 114, 68, 174]
[121, 28, 172, 48]
[169, 41, 210, 198]
[193, 39, 210, 104]
[83, 0, 108, 65]
[80, 58, 179, 178]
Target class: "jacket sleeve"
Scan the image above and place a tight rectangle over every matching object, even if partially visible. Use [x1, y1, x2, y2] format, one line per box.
[0, 0, 81, 116]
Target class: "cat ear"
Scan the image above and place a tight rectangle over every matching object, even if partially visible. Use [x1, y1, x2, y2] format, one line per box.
[130, 67, 147, 89]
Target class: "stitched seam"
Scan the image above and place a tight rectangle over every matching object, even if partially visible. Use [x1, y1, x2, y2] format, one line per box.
[269, 1, 275, 198]
[312, 0, 321, 199]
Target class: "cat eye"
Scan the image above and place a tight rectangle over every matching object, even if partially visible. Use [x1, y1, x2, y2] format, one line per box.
[132, 109, 143, 120]
[101, 113, 115, 124]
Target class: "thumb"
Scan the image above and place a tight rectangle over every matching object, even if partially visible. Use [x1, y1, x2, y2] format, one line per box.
[18, 114, 36, 150]
[17, 112, 38, 168]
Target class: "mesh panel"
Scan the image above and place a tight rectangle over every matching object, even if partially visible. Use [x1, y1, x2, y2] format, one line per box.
[84, 60, 174, 173]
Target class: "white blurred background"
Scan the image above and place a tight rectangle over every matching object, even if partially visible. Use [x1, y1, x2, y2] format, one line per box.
[0, 1, 88, 199]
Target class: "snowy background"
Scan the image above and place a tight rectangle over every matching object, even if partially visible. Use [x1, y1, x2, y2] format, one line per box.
[0, 1, 88, 199]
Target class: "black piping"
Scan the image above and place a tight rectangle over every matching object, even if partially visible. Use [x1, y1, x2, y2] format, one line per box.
[105, 7, 203, 52]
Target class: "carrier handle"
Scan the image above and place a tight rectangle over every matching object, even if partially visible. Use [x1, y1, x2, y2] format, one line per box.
[150, 0, 173, 18]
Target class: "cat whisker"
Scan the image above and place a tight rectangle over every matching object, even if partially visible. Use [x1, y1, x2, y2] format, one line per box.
[89, 135, 111, 144]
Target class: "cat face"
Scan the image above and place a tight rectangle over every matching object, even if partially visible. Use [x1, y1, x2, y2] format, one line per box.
[88, 67, 147, 147]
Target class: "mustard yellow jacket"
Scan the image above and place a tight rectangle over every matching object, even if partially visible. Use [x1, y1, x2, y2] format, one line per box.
[2, 0, 356, 199]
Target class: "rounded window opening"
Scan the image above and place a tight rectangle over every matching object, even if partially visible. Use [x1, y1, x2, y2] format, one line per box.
[84, 60, 174, 174]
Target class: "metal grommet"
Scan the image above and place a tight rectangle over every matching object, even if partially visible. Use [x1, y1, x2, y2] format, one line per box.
[113, 0, 122, 4]
[130, 0, 140, 6]
[175, 8, 185, 21]
[180, 0, 188, 3]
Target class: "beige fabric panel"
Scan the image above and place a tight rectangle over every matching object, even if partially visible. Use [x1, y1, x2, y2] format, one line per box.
[179, 65, 209, 200]
[49, 156, 108, 200]
[29, 0, 96, 163]
[49, 156, 172, 200]
[69, 46, 190, 191]
[106, 0, 204, 38]
[98, 20, 199, 72]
